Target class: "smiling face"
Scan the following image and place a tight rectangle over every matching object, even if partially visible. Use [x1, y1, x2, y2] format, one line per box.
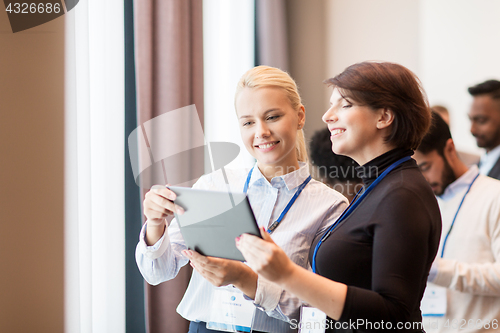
[469, 95, 500, 151]
[322, 88, 392, 165]
[414, 149, 456, 196]
[236, 87, 305, 175]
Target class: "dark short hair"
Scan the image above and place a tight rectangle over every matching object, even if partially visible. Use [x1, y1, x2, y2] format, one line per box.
[417, 112, 451, 156]
[432, 105, 449, 116]
[324, 62, 431, 150]
[468, 80, 500, 99]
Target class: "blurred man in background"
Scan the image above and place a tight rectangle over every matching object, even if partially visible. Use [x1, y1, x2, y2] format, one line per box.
[415, 112, 500, 333]
[468, 79, 500, 179]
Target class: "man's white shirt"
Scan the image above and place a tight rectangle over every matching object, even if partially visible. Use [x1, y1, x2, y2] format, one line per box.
[479, 145, 500, 176]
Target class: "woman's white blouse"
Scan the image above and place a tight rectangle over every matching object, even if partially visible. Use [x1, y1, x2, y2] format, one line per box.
[136, 162, 348, 333]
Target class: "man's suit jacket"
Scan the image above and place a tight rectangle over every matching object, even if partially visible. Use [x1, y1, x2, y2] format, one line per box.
[488, 156, 500, 180]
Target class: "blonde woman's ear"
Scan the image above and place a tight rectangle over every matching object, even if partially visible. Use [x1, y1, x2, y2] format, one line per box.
[298, 105, 306, 129]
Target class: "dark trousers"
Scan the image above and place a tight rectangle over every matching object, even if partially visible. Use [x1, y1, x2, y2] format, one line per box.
[188, 321, 265, 333]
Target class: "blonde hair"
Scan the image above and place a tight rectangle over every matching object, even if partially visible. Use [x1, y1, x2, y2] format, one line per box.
[235, 66, 308, 162]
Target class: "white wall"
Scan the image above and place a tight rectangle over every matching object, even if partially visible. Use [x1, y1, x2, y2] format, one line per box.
[326, 0, 420, 76]
[419, 0, 500, 153]
[298, 0, 420, 142]
[321, 0, 500, 155]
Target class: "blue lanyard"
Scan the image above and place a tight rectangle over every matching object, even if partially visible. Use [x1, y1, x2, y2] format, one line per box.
[440, 173, 479, 258]
[311, 155, 412, 273]
[244, 166, 312, 234]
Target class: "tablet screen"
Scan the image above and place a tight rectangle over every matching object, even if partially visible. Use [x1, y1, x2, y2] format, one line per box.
[169, 186, 261, 261]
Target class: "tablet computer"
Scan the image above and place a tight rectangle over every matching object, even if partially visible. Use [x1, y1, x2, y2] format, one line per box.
[169, 186, 262, 261]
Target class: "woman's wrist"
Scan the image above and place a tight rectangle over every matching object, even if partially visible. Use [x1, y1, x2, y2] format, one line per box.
[145, 221, 166, 246]
[232, 263, 258, 299]
[277, 261, 300, 289]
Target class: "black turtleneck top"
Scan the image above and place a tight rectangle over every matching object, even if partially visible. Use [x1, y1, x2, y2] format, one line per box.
[310, 148, 441, 332]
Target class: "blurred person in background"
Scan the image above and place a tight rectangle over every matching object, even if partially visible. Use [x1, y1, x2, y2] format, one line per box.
[309, 127, 362, 202]
[415, 112, 500, 333]
[432, 105, 450, 125]
[468, 80, 500, 179]
[431, 105, 479, 167]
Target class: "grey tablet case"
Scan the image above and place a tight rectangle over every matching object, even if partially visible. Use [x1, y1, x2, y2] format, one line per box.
[169, 186, 261, 261]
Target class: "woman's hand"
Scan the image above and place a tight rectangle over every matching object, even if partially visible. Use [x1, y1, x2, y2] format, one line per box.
[236, 227, 295, 285]
[143, 185, 185, 223]
[183, 250, 258, 298]
[238, 227, 347, 320]
[143, 185, 184, 245]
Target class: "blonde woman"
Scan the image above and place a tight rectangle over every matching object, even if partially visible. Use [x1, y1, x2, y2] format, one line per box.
[136, 66, 348, 333]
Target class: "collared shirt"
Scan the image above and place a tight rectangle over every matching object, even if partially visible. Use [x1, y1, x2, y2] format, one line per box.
[428, 165, 481, 281]
[439, 165, 480, 202]
[428, 167, 500, 333]
[479, 144, 500, 176]
[136, 162, 348, 333]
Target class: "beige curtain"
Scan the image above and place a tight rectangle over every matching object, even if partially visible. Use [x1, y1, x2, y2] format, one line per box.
[134, 1, 203, 332]
[255, 0, 289, 71]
